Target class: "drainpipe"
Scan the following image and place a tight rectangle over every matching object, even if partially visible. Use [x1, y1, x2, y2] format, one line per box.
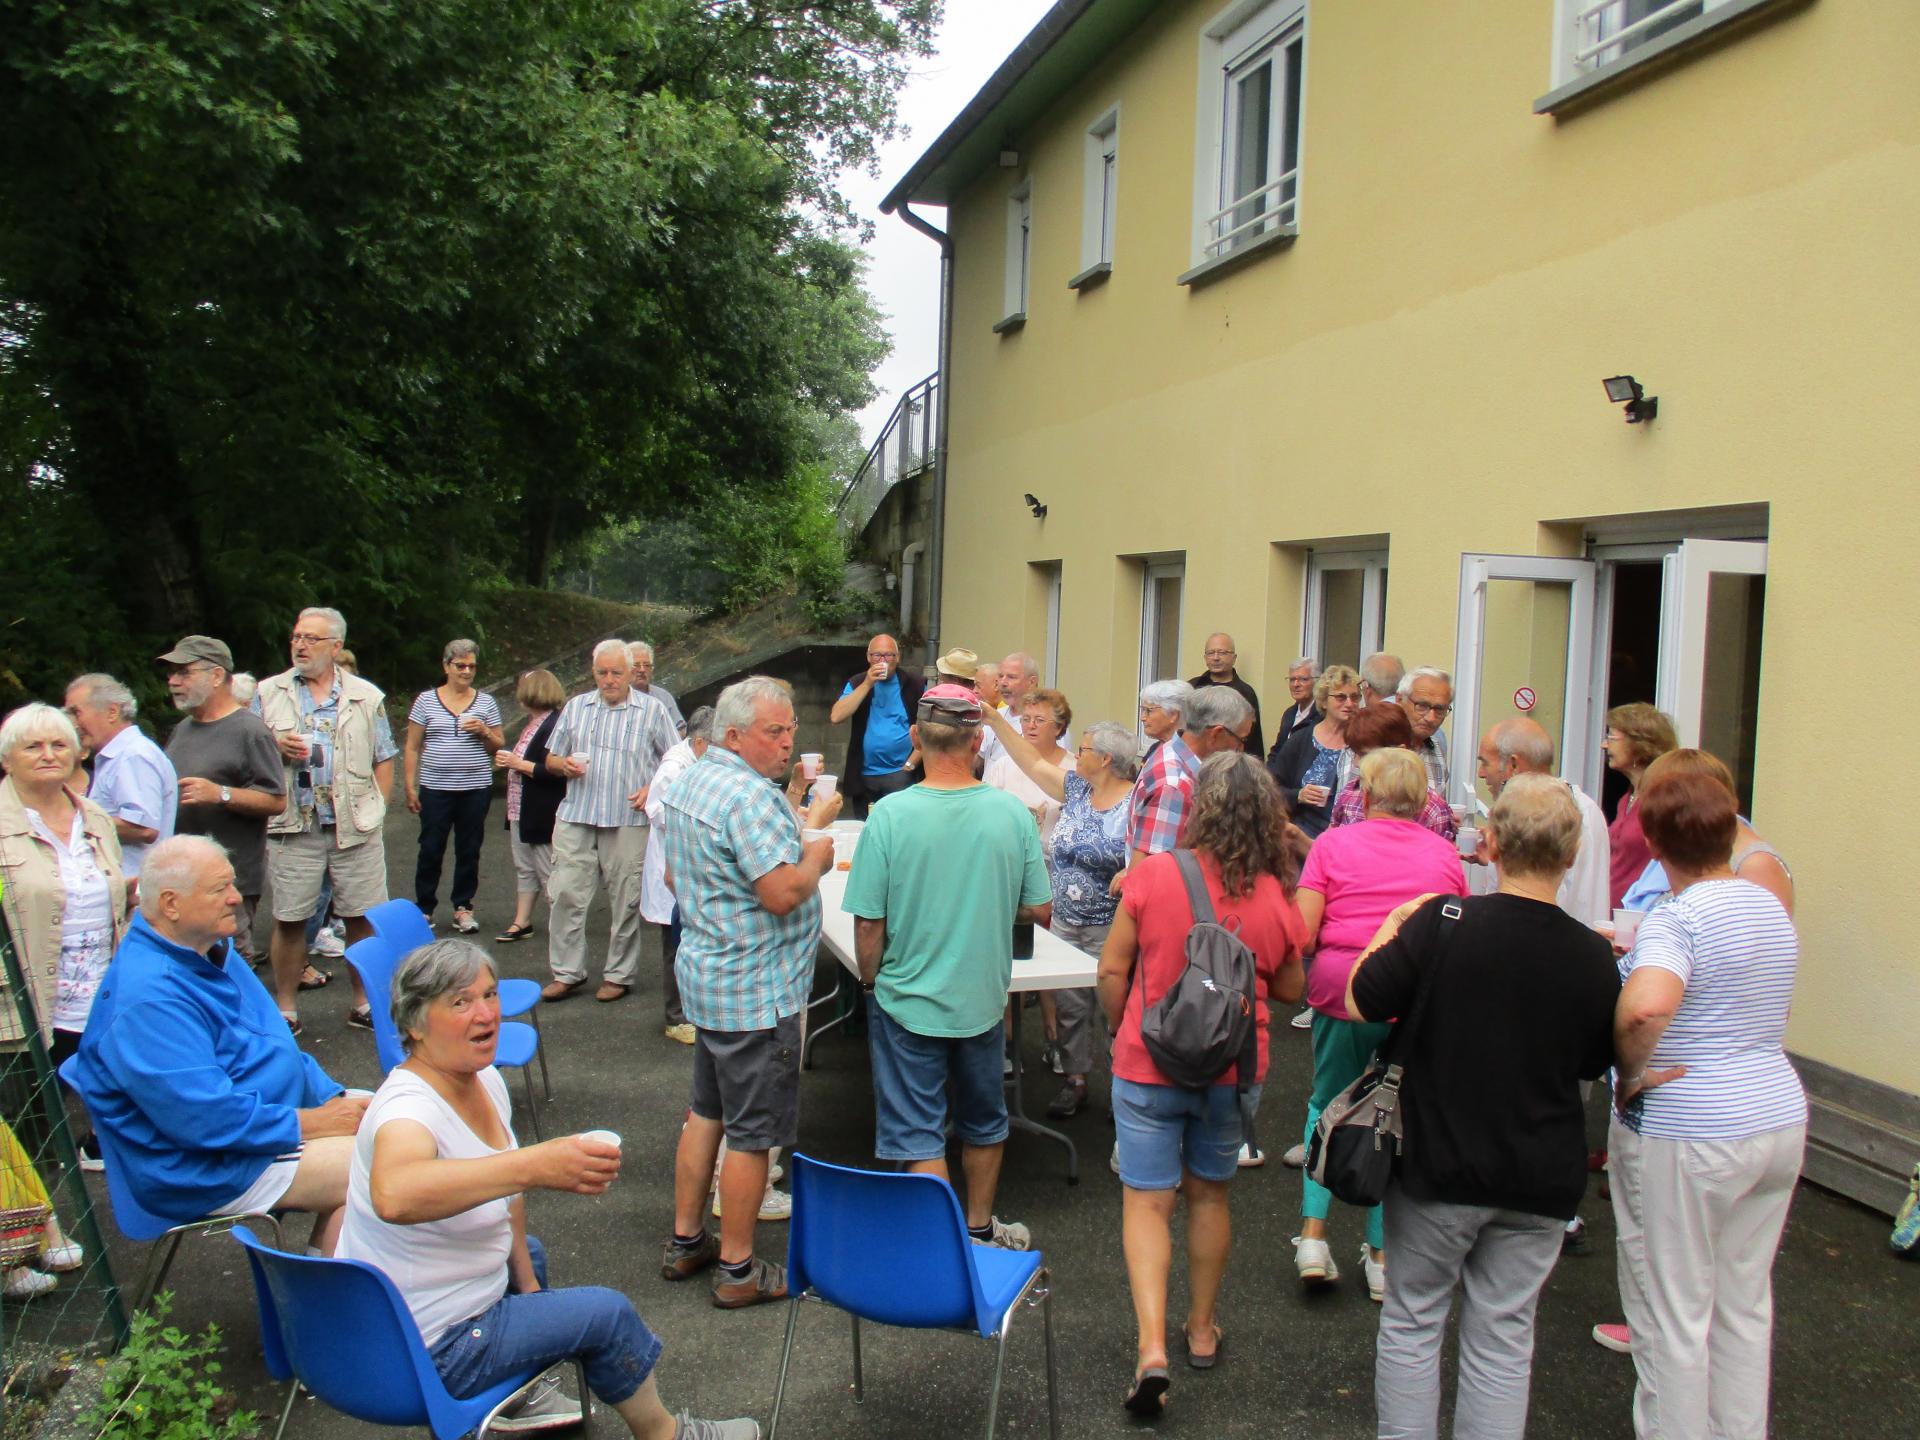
[895, 203, 953, 676]
[899, 540, 926, 635]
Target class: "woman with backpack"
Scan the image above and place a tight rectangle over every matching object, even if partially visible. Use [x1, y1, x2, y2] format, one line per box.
[1096, 753, 1306, 1417]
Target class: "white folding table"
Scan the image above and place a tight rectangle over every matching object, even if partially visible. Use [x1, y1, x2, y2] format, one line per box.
[806, 863, 1098, 1183]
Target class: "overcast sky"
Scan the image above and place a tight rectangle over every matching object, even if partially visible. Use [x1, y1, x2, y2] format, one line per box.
[844, 3, 1057, 442]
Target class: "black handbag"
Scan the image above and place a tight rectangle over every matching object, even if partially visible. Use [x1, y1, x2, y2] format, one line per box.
[1305, 898, 1463, 1207]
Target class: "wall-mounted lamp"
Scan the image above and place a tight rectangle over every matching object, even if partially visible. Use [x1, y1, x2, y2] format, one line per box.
[998, 149, 1021, 168]
[1023, 492, 1048, 520]
[1602, 374, 1658, 424]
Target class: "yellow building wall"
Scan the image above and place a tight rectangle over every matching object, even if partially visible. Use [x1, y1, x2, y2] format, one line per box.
[930, 0, 1920, 1091]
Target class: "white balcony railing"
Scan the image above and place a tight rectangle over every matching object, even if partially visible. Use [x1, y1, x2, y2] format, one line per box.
[1203, 169, 1299, 259]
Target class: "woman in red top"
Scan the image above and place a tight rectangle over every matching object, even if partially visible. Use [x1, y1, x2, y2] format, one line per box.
[1603, 703, 1677, 907]
[1098, 754, 1306, 1416]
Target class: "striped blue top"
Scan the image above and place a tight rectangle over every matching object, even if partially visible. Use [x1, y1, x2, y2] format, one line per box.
[408, 689, 502, 791]
[548, 688, 679, 828]
[1621, 879, 1806, 1141]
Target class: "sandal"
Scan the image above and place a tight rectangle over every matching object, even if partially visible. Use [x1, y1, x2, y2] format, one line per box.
[347, 1006, 374, 1031]
[1123, 1366, 1171, 1416]
[1183, 1323, 1223, 1370]
[282, 1012, 303, 1037]
[496, 923, 536, 943]
[298, 965, 332, 991]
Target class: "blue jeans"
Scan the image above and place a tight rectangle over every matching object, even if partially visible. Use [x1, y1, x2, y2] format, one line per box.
[1113, 1077, 1260, 1190]
[415, 785, 492, 915]
[866, 996, 1008, 1162]
[427, 1237, 662, 1406]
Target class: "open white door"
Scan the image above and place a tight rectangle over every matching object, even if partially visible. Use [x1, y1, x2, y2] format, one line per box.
[1655, 539, 1768, 798]
[1451, 554, 1597, 811]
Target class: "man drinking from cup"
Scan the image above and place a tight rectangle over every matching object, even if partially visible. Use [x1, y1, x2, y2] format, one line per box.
[828, 634, 922, 817]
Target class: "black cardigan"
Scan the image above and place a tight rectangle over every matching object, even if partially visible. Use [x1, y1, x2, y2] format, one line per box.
[1266, 722, 1339, 840]
[507, 710, 567, 846]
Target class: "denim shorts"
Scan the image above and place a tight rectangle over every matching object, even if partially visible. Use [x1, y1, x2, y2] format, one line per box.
[1112, 1077, 1260, 1190]
[866, 996, 1009, 1162]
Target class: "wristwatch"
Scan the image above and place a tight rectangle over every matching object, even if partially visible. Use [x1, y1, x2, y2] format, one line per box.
[219, 786, 233, 805]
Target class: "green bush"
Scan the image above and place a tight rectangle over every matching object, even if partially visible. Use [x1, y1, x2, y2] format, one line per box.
[77, 1295, 257, 1440]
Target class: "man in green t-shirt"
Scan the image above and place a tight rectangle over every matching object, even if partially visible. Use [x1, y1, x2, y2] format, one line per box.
[843, 683, 1052, 1250]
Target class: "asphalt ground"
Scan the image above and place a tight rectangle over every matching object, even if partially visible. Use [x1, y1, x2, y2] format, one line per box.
[68, 793, 1920, 1439]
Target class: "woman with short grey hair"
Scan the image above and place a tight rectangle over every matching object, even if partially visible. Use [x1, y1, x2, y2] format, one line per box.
[978, 707, 1138, 1119]
[339, 939, 756, 1438]
[1137, 681, 1192, 760]
[405, 639, 505, 934]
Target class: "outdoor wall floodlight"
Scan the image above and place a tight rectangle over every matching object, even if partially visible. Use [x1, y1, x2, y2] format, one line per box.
[1023, 492, 1048, 519]
[1603, 374, 1658, 424]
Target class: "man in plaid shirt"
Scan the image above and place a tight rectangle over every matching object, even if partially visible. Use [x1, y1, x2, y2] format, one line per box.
[658, 676, 835, 1311]
[1126, 685, 1256, 868]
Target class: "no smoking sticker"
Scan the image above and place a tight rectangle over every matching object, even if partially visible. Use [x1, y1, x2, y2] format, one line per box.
[1514, 687, 1537, 712]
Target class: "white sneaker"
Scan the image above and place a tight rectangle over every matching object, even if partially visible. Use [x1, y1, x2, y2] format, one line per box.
[1237, 1142, 1265, 1168]
[36, 1241, 84, 1272]
[673, 1414, 761, 1440]
[1292, 1236, 1339, 1285]
[308, 929, 346, 958]
[1109, 1143, 1122, 1176]
[1282, 1142, 1307, 1168]
[491, 1371, 583, 1433]
[4, 1266, 58, 1300]
[712, 1188, 793, 1222]
[1361, 1246, 1386, 1303]
[974, 1216, 1031, 1250]
[1290, 1006, 1314, 1031]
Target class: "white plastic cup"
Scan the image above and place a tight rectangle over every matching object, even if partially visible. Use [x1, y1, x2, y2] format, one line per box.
[1456, 824, 1479, 860]
[800, 752, 823, 779]
[814, 774, 838, 801]
[571, 751, 590, 774]
[581, 1129, 621, 1150]
[1612, 909, 1642, 948]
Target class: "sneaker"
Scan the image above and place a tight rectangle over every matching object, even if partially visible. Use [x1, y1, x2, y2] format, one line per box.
[451, 908, 481, 935]
[1002, 1053, 1014, 1078]
[1592, 1322, 1633, 1354]
[973, 1216, 1032, 1251]
[1109, 1143, 1122, 1176]
[768, 1163, 784, 1184]
[1290, 1006, 1314, 1031]
[663, 1022, 696, 1045]
[1237, 1142, 1265, 1168]
[673, 1413, 762, 1439]
[308, 929, 346, 959]
[4, 1266, 58, 1299]
[346, 1006, 374, 1031]
[35, 1241, 84, 1273]
[1043, 1042, 1067, 1076]
[712, 1188, 792, 1223]
[491, 1371, 584, 1433]
[1281, 1142, 1307, 1169]
[77, 1137, 105, 1173]
[1361, 1246, 1386, 1303]
[1292, 1236, 1339, 1285]
[1046, 1080, 1086, 1119]
[1563, 1217, 1590, 1254]
[660, 1231, 720, 1282]
[711, 1256, 787, 1309]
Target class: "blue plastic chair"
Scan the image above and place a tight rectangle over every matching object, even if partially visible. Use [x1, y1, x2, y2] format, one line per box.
[232, 1229, 588, 1440]
[57, 1057, 283, 1312]
[768, 1154, 1058, 1440]
[343, 935, 546, 1140]
[363, 899, 549, 1098]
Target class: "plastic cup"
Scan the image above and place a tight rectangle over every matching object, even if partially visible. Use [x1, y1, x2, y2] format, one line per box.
[800, 752, 823, 779]
[1456, 824, 1479, 860]
[1612, 909, 1642, 948]
[581, 1129, 621, 1150]
[571, 751, 590, 773]
[814, 774, 838, 801]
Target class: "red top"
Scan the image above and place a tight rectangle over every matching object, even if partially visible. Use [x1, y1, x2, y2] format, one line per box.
[1608, 794, 1650, 909]
[1112, 851, 1307, 1088]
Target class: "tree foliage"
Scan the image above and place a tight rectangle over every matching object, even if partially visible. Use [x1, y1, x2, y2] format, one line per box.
[0, 0, 934, 708]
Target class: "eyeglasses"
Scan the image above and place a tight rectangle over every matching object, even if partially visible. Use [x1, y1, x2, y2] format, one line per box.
[448, 662, 477, 671]
[1408, 700, 1453, 716]
[1204, 649, 1235, 659]
[289, 632, 335, 648]
[1326, 690, 1362, 704]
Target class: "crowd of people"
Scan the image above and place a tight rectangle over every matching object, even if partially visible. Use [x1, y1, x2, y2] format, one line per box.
[0, 617, 1810, 1440]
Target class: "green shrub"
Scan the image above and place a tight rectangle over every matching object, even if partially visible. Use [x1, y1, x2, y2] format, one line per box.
[77, 1295, 257, 1440]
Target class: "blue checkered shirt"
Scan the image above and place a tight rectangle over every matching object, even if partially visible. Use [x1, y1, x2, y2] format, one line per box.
[1127, 735, 1198, 855]
[548, 688, 678, 828]
[660, 746, 820, 1032]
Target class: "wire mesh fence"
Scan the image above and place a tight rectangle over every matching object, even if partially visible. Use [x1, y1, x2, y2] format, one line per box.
[2, 910, 130, 1429]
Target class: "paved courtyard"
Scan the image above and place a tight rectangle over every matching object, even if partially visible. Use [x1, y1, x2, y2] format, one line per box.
[68, 795, 1920, 1438]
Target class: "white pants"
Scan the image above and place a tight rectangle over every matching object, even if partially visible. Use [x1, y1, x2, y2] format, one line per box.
[509, 827, 553, 895]
[1375, 1185, 1565, 1440]
[1610, 1116, 1805, 1440]
[545, 821, 648, 986]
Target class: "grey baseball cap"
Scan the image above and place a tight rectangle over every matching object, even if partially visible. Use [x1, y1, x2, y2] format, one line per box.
[157, 635, 234, 669]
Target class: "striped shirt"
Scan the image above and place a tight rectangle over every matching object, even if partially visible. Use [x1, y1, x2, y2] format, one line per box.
[548, 688, 678, 828]
[407, 689, 502, 791]
[1621, 879, 1806, 1141]
[636, 684, 684, 734]
[660, 746, 820, 1032]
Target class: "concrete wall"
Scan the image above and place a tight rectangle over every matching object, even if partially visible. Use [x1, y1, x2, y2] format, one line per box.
[681, 644, 874, 780]
[929, 0, 1920, 1094]
[854, 470, 936, 646]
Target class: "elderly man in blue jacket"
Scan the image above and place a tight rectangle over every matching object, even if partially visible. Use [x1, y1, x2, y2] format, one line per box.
[72, 835, 366, 1252]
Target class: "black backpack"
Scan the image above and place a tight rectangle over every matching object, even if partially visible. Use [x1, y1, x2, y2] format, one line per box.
[1134, 849, 1260, 1092]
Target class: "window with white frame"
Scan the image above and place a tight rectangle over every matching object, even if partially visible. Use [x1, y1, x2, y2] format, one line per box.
[1081, 109, 1119, 273]
[1303, 550, 1388, 674]
[1003, 180, 1032, 322]
[1139, 560, 1185, 695]
[1554, 0, 1723, 83]
[1193, 0, 1305, 266]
